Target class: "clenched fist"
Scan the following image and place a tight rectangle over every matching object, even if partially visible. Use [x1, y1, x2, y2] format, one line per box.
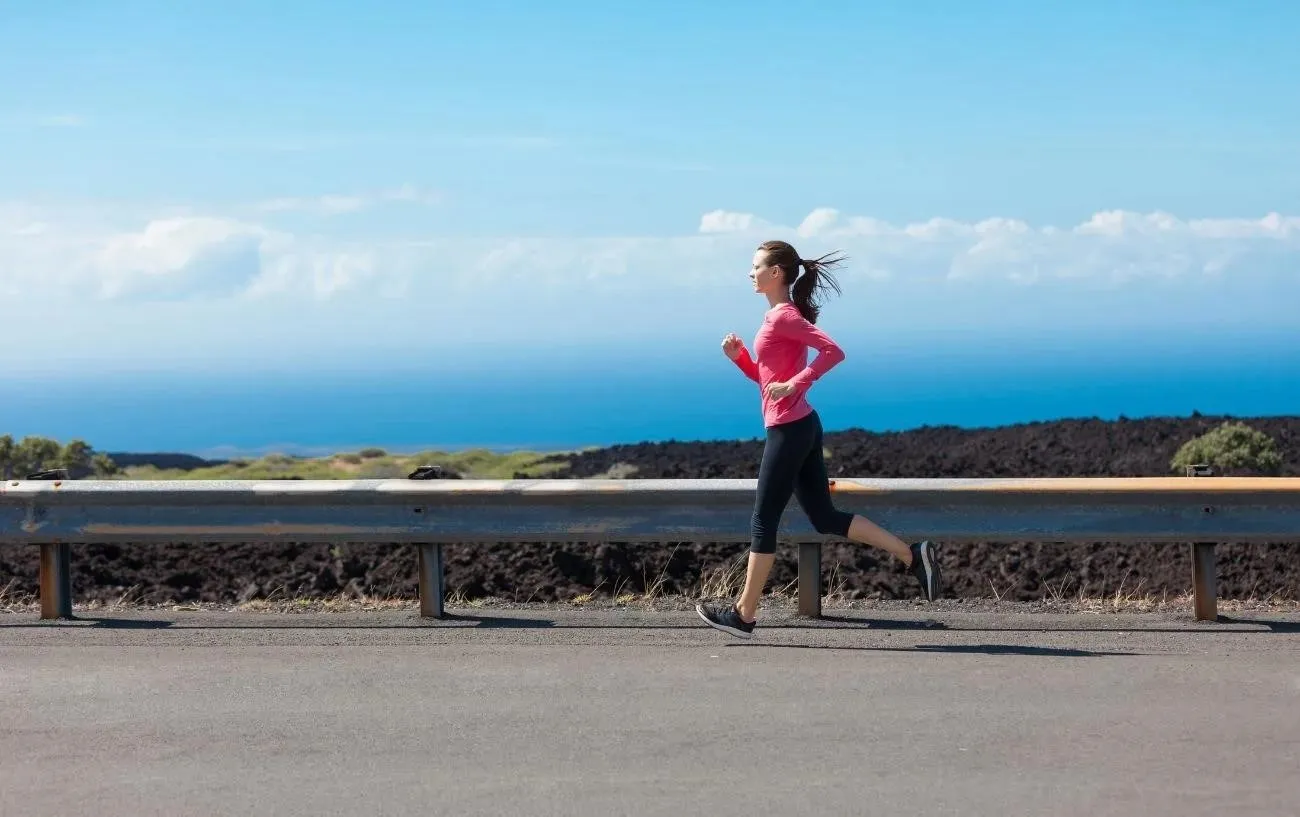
[765, 381, 795, 399]
[721, 333, 744, 360]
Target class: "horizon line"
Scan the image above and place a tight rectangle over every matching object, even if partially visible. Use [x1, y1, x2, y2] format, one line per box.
[95, 409, 1295, 462]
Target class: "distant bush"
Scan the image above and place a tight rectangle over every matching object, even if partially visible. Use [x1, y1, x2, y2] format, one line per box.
[0, 434, 118, 479]
[358, 448, 387, 459]
[1171, 421, 1283, 476]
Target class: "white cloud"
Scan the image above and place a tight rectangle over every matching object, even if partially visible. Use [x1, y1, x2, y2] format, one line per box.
[255, 184, 441, 215]
[95, 217, 273, 300]
[699, 209, 768, 233]
[797, 207, 843, 237]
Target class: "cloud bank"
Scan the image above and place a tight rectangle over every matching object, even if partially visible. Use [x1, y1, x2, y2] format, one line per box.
[2, 199, 1296, 374]
[704, 207, 1299, 286]
[5, 203, 1296, 306]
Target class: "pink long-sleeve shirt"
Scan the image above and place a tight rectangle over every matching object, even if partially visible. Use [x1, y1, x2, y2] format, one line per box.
[731, 302, 846, 427]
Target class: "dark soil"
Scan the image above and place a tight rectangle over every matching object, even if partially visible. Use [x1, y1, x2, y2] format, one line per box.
[3, 414, 1298, 605]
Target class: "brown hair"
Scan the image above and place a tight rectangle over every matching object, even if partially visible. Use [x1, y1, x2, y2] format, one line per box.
[757, 240, 846, 324]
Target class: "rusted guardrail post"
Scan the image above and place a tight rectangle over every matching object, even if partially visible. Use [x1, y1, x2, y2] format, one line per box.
[1186, 464, 1219, 622]
[39, 542, 73, 620]
[798, 542, 822, 617]
[27, 470, 75, 620]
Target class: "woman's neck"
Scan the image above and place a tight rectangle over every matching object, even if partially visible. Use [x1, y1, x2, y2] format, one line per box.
[765, 290, 791, 310]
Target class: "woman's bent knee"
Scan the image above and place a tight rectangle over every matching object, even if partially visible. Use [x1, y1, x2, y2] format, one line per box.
[809, 508, 853, 538]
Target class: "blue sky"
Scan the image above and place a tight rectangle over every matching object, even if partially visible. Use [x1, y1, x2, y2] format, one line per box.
[2, 0, 1298, 377]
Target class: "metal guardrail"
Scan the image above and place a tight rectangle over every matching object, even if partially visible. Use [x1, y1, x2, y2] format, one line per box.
[4, 475, 1300, 622]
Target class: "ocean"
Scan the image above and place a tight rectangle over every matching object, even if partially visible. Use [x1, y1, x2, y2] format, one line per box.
[3, 335, 1297, 457]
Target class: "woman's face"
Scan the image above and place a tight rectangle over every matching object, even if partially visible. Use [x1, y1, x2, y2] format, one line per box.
[749, 250, 783, 295]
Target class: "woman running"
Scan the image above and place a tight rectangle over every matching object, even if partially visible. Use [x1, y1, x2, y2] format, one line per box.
[695, 240, 941, 639]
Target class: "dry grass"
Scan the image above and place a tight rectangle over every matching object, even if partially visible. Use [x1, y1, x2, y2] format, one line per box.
[1020, 568, 1299, 613]
[233, 593, 413, 614]
[3, 574, 1297, 617]
[0, 579, 36, 613]
[688, 552, 857, 606]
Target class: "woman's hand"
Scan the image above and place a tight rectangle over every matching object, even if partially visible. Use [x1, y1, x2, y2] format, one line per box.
[765, 381, 795, 399]
[721, 333, 744, 360]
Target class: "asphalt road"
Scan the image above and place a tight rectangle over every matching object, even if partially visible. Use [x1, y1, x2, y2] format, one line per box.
[3, 606, 1299, 816]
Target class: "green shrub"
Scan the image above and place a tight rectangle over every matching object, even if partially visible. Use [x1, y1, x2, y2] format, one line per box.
[1171, 422, 1283, 476]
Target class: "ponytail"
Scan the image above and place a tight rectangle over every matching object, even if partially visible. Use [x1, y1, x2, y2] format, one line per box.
[791, 251, 846, 324]
[757, 240, 847, 324]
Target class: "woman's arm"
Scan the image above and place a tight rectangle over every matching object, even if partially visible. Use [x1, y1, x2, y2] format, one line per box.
[731, 347, 761, 382]
[774, 307, 845, 391]
[723, 332, 760, 382]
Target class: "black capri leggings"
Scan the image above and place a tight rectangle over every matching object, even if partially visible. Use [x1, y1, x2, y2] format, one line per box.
[750, 410, 854, 554]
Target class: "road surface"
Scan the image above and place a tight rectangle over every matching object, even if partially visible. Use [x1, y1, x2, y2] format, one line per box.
[3, 605, 1299, 816]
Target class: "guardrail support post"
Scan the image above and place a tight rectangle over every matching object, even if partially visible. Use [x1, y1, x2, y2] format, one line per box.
[1191, 542, 1217, 622]
[1186, 464, 1219, 622]
[417, 543, 445, 619]
[797, 542, 822, 618]
[39, 542, 73, 620]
